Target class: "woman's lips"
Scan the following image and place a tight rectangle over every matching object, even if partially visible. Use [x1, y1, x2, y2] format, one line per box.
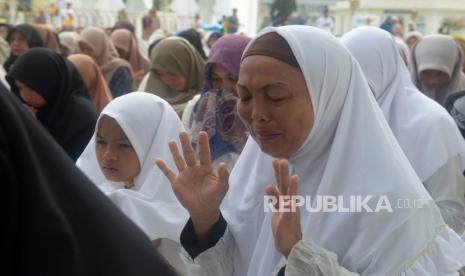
[254, 130, 280, 142]
[102, 166, 118, 174]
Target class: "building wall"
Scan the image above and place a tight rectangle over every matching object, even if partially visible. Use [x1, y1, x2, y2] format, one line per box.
[331, 0, 465, 36]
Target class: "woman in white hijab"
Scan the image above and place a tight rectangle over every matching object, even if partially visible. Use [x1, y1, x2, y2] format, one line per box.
[341, 26, 465, 235]
[394, 36, 410, 66]
[59, 31, 80, 57]
[405, 31, 423, 50]
[76, 92, 188, 274]
[156, 26, 465, 275]
[410, 34, 465, 103]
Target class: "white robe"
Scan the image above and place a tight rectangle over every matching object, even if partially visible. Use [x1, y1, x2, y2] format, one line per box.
[181, 26, 465, 275]
[341, 26, 465, 234]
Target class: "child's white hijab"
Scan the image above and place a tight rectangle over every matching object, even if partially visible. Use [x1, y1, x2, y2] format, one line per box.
[77, 92, 188, 241]
[341, 26, 465, 182]
[222, 26, 465, 275]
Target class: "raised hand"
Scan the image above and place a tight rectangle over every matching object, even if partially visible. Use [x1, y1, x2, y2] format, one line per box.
[266, 159, 302, 257]
[155, 131, 229, 240]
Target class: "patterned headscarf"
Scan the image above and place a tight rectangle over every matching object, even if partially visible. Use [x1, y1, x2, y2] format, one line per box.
[190, 35, 251, 162]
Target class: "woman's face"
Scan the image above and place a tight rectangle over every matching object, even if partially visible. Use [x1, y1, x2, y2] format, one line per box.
[9, 32, 29, 56]
[156, 69, 187, 92]
[78, 41, 98, 61]
[419, 69, 450, 89]
[211, 63, 238, 96]
[15, 80, 47, 109]
[96, 115, 141, 182]
[115, 46, 129, 60]
[237, 55, 314, 159]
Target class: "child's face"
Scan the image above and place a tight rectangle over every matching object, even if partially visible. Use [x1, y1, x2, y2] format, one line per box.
[96, 115, 141, 182]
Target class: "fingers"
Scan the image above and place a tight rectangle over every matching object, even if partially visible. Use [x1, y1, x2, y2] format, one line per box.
[168, 140, 186, 172]
[278, 160, 290, 195]
[155, 159, 177, 183]
[179, 132, 196, 167]
[266, 185, 280, 210]
[288, 175, 299, 196]
[198, 131, 212, 166]
[217, 162, 230, 192]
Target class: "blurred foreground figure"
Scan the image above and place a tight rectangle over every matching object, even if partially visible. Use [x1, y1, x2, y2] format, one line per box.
[0, 83, 178, 276]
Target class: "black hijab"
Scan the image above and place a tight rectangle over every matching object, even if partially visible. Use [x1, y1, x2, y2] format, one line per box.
[4, 24, 44, 72]
[0, 86, 178, 276]
[177, 28, 207, 60]
[6, 47, 97, 161]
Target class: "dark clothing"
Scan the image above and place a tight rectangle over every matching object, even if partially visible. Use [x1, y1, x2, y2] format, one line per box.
[227, 15, 239, 33]
[109, 66, 133, 98]
[180, 212, 227, 259]
[444, 90, 465, 139]
[6, 48, 97, 161]
[0, 87, 178, 276]
[4, 24, 44, 72]
[177, 28, 207, 60]
[380, 21, 393, 34]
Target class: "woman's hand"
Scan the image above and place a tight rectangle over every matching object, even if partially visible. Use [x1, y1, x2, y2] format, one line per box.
[23, 104, 38, 119]
[266, 159, 302, 258]
[156, 131, 229, 240]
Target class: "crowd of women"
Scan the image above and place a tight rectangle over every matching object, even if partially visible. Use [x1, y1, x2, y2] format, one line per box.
[3, 19, 465, 275]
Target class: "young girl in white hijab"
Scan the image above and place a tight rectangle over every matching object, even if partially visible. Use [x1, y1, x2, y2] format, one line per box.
[341, 26, 465, 235]
[76, 92, 188, 274]
[156, 26, 465, 275]
[410, 34, 465, 103]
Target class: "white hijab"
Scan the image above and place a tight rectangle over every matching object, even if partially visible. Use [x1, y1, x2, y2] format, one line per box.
[76, 92, 188, 241]
[341, 26, 465, 182]
[410, 34, 465, 103]
[222, 26, 460, 275]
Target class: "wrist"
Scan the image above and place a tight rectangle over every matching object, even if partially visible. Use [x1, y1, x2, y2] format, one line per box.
[191, 210, 220, 241]
[283, 232, 303, 258]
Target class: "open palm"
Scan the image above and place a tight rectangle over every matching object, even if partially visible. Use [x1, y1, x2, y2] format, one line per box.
[156, 131, 229, 222]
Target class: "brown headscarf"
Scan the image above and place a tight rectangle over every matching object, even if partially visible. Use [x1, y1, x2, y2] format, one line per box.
[242, 32, 299, 68]
[110, 29, 149, 74]
[68, 54, 112, 112]
[144, 37, 204, 114]
[33, 24, 61, 53]
[78, 27, 133, 83]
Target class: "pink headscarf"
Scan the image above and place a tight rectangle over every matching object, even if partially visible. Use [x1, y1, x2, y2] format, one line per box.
[79, 27, 133, 83]
[33, 24, 61, 53]
[110, 29, 150, 74]
[68, 54, 112, 112]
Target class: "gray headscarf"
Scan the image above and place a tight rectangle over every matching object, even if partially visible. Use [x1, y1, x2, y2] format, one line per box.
[410, 34, 465, 103]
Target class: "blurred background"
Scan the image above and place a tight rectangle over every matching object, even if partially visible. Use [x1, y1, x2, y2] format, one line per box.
[0, 0, 464, 37]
